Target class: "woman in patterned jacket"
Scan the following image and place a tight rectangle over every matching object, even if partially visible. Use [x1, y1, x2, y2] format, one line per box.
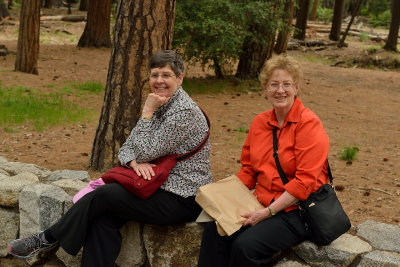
[9, 50, 212, 267]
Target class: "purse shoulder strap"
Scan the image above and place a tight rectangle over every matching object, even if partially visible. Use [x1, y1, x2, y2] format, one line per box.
[176, 108, 211, 162]
[272, 128, 332, 185]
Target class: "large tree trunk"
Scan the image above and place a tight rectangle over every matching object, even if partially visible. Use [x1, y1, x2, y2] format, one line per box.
[293, 0, 310, 40]
[78, 0, 112, 48]
[235, 30, 275, 79]
[89, 0, 176, 171]
[275, 0, 294, 54]
[310, 0, 319, 20]
[15, 0, 40, 74]
[329, 0, 345, 41]
[79, 0, 88, 11]
[384, 0, 400, 52]
[42, 0, 53, 8]
[0, 0, 9, 18]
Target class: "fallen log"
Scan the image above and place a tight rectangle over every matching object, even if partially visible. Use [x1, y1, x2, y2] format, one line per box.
[41, 14, 86, 22]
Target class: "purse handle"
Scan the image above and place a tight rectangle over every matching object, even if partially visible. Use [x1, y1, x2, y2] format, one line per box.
[175, 108, 211, 162]
[272, 128, 332, 185]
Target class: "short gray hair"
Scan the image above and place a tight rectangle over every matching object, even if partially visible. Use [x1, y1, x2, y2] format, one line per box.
[149, 50, 184, 76]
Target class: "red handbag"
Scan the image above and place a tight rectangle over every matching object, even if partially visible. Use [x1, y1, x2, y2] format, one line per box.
[101, 109, 210, 199]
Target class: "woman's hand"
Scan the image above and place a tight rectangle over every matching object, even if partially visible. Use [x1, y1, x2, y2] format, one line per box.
[141, 93, 170, 118]
[129, 160, 156, 180]
[241, 208, 270, 226]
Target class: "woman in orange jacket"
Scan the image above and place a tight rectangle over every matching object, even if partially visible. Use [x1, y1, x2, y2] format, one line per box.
[198, 55, 330, 267]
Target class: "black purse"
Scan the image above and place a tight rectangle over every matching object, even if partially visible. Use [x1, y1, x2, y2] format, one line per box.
[272, 128, 351, 246]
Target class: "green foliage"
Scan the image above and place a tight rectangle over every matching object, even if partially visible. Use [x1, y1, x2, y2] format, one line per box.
[316, 6, 333, 23]
[339, 145, 359, 161]
[173, 0, 285, 76]
[0, 84, 96, 131]
[182, 77, 260, 95]
[363, 0, 391, 18]
[359, 31, 369, 42]
[370, 9, 392, 28]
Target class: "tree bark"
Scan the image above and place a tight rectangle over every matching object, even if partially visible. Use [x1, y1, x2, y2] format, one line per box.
[293, 0, 310, 40]
[15, 0, 40, 74]
[275, 0, 294, 54]
[42, 0, 53, 8]
[89, 0, 176, 171]
[338, 0, 363, 47]
[78, 0, 112, 48]
[0, 0, 9, 18]
[79, 0, 88, 11]
[310, 0, 319, 20]
[329, 0, 345, 41]
[384, 0, 400, 52]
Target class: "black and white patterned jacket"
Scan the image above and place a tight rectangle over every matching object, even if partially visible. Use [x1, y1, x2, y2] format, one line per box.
[118, 87, 212, 197]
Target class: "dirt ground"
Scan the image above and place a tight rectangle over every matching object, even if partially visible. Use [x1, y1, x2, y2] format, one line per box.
[0, 9, 399, 227]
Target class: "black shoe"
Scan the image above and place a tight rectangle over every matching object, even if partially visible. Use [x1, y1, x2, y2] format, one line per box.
[9, 232, 58, 259]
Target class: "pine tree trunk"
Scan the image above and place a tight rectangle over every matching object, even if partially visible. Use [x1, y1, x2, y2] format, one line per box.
[275, 0, 294, 54]
[79, 0, 88, 11]
[89, 0, 176, 171]
[15, 0, 40, 74]
[384, 0, 400, 52]
[310, 0, 319, 20]
[78, 0, 112, 48]
[0, 0, 10, 18]
[43, 0, 53, 8]
[293, 0, 310, 40]
[329, 0, 345, 41]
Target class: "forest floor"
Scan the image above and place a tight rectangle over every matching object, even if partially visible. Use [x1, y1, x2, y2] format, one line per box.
[0, 8, 399, 227]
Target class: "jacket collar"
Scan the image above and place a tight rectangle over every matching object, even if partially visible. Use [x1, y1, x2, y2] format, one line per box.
[267, 97, 304, 128]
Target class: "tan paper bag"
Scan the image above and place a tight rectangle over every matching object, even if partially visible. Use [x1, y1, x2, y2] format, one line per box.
[195, 175, 264, 236]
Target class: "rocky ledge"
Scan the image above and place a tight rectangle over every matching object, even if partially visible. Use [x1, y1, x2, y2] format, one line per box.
[0, 156, 399, 267]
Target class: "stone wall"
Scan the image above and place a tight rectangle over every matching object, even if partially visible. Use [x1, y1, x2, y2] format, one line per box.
[0, 156, 399, 267]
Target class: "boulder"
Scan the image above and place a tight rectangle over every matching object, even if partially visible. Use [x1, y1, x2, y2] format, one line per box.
[56, 248, 82, 267]
[358, 250, 400, 267]
[143, 222, 204, 267]
[357, 220, 400, 253]
[293, 234, 372, 267]
[51, 179, 88, 198]
[116, 221, 146, 267]
[0, 162, 51, 180]
[19, 183, 70, 238]
[46, 170, 90, 183]
[0, 156, 8, 164]
[0, 172, 39, 207]
[0, 208, 19, 257]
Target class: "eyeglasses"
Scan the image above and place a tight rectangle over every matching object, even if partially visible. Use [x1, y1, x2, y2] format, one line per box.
[149, 73, 176, 80]
[267, 82, 294, 92]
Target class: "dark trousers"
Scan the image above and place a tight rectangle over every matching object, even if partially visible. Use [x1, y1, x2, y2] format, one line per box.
[198, 209, 308, 267]
[48, 183, 201, 267]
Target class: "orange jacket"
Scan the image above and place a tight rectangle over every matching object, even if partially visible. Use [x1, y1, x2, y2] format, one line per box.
[237, 98, 329, 212]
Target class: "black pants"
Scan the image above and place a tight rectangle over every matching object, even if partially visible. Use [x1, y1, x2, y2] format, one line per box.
[198, 209, 308, 267]
[48, 183, 201, 267]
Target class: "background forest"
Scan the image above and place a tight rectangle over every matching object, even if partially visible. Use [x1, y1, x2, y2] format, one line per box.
[0, 0, 399, 228]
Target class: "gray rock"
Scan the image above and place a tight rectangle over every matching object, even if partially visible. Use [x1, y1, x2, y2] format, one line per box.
[0, 168, 9, 176]
[0, 156, 8, 164]
[294, 234, 372, 267]
[0, 208, 19, 257]
[357, 220, 400, 253]
[0, 162, 51, 180]
[116, 221, 146, 267]
[357, 250, 400, 267]
[273, 258, 310, 266]
[143, 222, 204, 267]
[46, 170, 90, 183]
[19, 183, 70, 238]
[51, 179, 88, 197]
[0, 172, 39, 207]
[56, 248, 82, 267]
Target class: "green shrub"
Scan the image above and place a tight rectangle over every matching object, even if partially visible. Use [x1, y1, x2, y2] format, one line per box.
[316, 7, 333, 23]
[370, 9, 391, 28]
[339, 145, 359, 161]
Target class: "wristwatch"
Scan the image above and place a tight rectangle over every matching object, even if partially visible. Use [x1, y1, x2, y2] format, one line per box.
[268, 205, 276, 216]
